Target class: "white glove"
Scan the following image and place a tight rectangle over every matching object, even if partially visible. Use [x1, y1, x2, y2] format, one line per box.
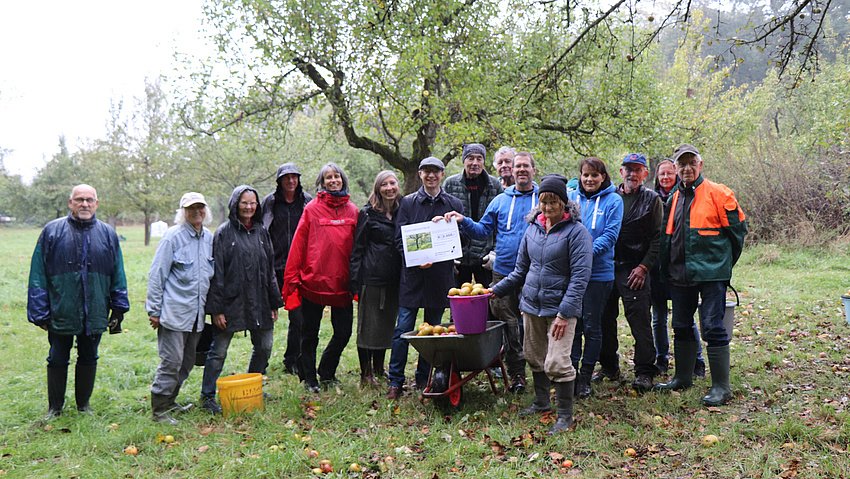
[481, 251, 495, 270]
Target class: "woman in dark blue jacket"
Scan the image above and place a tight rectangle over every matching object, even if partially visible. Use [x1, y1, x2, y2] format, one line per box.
[492, 175, 592, 434]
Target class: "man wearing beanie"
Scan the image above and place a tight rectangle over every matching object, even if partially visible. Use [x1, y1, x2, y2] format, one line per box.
[442, 143, 503, 289]
[443, 152, 538, 393]
[653, 144, 747, 407]
[594, 153, 663, 392]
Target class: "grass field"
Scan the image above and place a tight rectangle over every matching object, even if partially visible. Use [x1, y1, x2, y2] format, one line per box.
[1, 225, 849, 478]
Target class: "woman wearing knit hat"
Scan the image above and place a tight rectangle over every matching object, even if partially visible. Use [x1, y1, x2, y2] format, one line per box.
[491, 174, 593, 434]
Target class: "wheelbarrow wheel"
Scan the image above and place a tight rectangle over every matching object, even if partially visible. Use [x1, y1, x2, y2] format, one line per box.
[434, 369, 463, 410]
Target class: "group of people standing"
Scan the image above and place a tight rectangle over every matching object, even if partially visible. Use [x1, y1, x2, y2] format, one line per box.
[27, 142, 746, 434]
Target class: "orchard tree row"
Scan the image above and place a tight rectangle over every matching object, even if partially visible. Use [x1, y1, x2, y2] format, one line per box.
[1, 0, 848, 244]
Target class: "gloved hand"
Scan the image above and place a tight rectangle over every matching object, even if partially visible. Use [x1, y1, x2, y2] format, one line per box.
[481, 251, 495, 270]
[108, 310, 124, 334]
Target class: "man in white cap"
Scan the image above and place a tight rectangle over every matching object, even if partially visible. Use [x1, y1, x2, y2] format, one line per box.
[146, 192, 214, 424]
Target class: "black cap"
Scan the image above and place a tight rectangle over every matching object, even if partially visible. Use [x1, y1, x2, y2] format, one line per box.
[538, 174, 569, 203]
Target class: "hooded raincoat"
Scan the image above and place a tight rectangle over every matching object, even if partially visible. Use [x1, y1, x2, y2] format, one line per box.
[282, 190, 359, 308]
[205, 186, 283, 332]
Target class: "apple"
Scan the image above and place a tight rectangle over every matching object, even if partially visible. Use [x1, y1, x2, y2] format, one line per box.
[308, 449, 319, 458]
[561, 459, 574, 468]
[819, 352, 827, 358]
[625, 448, 637, 457]
[349, 462, 362, 472]
[319, 460, 333, 473]
[311, 467, 323, 475]
[124, 445, 138, 455]
[701, 434, 720, 447]
[163, 435, 175, 444]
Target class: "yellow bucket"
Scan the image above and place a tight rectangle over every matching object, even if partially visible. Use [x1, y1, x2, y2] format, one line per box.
[216, 373, 264, 417]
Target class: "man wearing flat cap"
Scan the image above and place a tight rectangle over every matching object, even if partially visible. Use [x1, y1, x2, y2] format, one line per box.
[147, 192, 214, 424]
[654, 144, 747, 407]
[594, 153, 663, 392]
[386, 157, 464, 400]
[442, 143, 503, 289]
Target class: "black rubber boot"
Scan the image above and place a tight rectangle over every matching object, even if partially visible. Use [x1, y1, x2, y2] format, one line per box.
[575, 371, 592, 399]
[653, 340, 698, 392]
[75, 364, 97, 413]
[547, 381, 574, 435]
[519, 372, 551, 415]
[45, 366, 68, 420]
[151, 393, 179, 425]
[701, 345, 732, 406]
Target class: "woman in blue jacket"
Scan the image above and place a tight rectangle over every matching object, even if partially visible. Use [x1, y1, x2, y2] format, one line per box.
[567, 157, 623, 398]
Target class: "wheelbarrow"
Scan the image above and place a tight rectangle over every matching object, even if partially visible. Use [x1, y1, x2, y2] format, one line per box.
[402, 321, 508, 409]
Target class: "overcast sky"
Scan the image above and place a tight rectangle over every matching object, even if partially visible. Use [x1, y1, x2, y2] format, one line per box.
[0, 0, 207, 183]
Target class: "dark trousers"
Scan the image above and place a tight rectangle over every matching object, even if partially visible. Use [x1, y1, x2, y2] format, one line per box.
[299, 297, 353, 384]
[47, 331, 102, 368]
[276, 268, 304, 370]
[670, 281, 730, 348]
[598, 268, 658, 377]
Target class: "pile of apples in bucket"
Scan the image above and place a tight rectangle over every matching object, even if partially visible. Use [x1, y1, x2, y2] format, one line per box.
[448, 282, 491, 297]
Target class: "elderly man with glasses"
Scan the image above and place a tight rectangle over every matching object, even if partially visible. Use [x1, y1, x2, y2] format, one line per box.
[27, 184, 129, 420]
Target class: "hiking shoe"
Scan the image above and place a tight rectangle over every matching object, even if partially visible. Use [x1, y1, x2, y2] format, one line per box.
[202, 397, 222, 415]
[591, 368, 621, 382]
[509, 375, 527, 394]
[386, 386, 402, 400]
[694, 359, 706, 379]
[632, 374, 653, 392]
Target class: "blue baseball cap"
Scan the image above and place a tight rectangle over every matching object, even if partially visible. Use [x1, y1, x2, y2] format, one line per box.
[622, 153, 647, 167]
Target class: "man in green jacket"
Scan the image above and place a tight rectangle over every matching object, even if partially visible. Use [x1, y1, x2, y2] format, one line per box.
[27, 184, 130, 420]
[654, 145, 747, 406]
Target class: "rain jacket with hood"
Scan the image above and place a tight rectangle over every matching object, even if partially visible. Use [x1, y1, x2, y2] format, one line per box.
[491, 200, 593, 319]
[459, 184, 539, 277]
[261, 163, 313, 273]
[27, 213, 129, 335]
[205, 186, 283, 332]
[567, 180, 623, 282]
[282, 190, 359, 309]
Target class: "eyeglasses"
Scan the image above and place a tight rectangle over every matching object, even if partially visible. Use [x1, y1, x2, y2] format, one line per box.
[72, 198, 97, 204]
[239, 202, 258, 208]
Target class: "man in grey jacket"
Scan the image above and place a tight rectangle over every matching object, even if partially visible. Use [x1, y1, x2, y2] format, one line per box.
[147, 192, 214, 424]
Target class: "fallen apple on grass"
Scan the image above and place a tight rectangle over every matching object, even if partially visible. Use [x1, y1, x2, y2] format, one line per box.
[702, 434, 720, 447]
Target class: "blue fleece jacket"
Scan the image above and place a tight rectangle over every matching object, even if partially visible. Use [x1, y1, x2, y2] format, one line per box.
[459, 184, 539, 277]
[568, 183, 623, 281]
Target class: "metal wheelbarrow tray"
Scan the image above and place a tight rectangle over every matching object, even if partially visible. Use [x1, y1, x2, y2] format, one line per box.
[402, 320, 508, 408]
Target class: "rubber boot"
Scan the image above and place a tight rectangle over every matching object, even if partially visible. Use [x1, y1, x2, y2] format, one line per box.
[519, 372, 551, 415]
[574, 371, 592, 399]
[653, 340, 698, 392]
[45, 366, 68, 420]
[547, 381, 574, 435]
[75, 364, 97, 414]
[151, 393, 179, 425]
[701, 345, 732, 406]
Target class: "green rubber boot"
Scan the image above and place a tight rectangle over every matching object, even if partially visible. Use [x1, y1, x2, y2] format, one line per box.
[653, 340, 698, 392]
[519, 372, 551, 415]
[701, 345, 732, 406]
[547, 381, 574, 435]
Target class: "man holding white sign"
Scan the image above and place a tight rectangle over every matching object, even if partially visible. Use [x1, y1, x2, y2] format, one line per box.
[387, 157, 464, 400]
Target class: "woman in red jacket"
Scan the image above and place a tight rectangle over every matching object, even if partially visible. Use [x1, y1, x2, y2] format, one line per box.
[283, 163, 359, 393]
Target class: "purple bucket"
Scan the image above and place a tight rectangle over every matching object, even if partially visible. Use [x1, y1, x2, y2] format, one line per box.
[448, 293, 490, 334]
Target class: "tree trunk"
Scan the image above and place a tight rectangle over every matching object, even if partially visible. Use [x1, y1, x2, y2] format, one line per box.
[107, 215, 118, 229]
[144, 211, 151, 246]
